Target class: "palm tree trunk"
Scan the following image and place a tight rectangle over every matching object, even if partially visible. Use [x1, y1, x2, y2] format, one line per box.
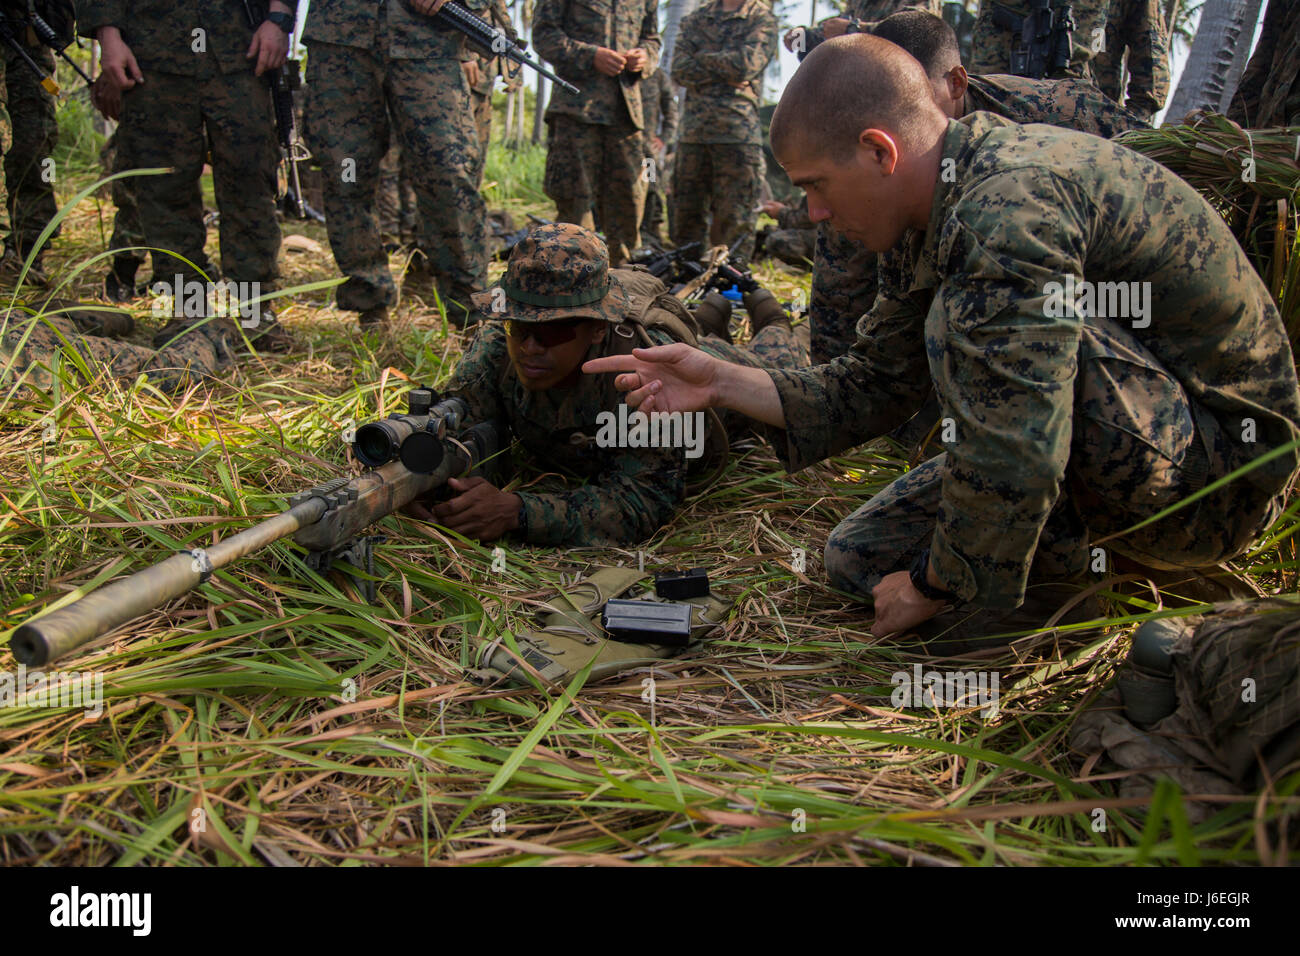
[1165, 0, 1265, 120]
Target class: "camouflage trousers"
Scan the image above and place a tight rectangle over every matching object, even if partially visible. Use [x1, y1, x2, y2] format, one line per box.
[1, 309, 222, 393]
[969, 0, 1108, 80]
[544, 114, 646, 264]
[670, 142, 764, 263]
[824, 316, 1287, 609]
[101, 132, 146, 271]
[640, 152, 667, 248]
[810, 224, 877, 364]
[472, 86, 492, 187]
[306, 42, 488, 312]
[118, 60, 281, 288]
[376, 140, 418, 247]
[2, 43, 59, 257]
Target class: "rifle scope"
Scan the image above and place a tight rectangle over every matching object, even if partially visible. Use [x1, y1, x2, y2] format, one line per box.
[353, 388, 470, 474]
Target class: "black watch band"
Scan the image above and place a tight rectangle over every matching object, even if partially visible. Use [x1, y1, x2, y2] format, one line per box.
[910, 549, 957, 602]
[267, 11, 295, 33]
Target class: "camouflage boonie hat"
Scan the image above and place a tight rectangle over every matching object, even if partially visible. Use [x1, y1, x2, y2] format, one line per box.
[471, 223, 631, 323]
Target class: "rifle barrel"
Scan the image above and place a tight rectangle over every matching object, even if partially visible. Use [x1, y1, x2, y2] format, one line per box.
[11, 499, 327, 667]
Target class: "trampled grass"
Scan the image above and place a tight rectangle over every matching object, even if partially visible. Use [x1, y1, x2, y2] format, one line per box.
[1, 135, 1298, 867]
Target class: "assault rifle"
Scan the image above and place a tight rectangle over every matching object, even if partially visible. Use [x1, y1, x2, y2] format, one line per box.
[407, 0, 579, 95]
[240, 0, 323, 222]
[0, 0, 91, 95]
[629, 239, 786, 333]
[10, 388, 502, 667]
[990, 0, 1075, 79]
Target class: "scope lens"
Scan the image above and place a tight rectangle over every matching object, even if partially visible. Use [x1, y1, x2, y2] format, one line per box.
[354, 422, 400, 466]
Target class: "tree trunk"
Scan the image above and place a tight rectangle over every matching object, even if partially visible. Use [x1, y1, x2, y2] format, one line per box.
[1165, 0, 1265, 121]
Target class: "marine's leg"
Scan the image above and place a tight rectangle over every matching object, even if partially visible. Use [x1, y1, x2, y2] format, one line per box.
[669, 142, 709, 254]
[544, 116, 597, 230]
[3, 45, 58, 264]
[595, 117, 645, 263]
[118, 70, 216, 286]
[706, 143, 763, 262]
[390, 53, 488, 317]
[306, 41, 394, 314]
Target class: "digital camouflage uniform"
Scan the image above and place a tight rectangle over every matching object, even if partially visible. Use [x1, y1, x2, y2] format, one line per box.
[669, 0, 776, 263]
[77, 0, 286, 291]
[0, 34, 59, 265]
[1092, 0, 1169, 121]
[303, 0, 488, 315]
[770, 114, 1300, 627]
[533, 0, 660, 263]
[469, 0, 515, 188]
[100, 131, 147, 293]
[376, 134, 418, 249]
[639, 65, 676, 248]
[449, 222, 803, 545]
[1, 306, 227, 392]
[809, 73, 1149, 363]
[970, 0, 1111, 79]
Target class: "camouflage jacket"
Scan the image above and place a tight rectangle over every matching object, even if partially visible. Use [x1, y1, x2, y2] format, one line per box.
[810, 72, 1149, 362]
[1092, 0, 1170, 119]
[641, 66, 678, 146]
[533, 0, 661, 127]
[672, 0, 777, 145]
[302, 0, 487, 58]
[78, 0, 300, 75]
[445, 322, 686, 546]
[773, 113, 1300, 607]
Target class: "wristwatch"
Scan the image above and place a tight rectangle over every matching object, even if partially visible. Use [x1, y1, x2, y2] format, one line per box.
[910, 549, 957, 603]
[845, 16, 864, 34]
[267, 11, 295, 33]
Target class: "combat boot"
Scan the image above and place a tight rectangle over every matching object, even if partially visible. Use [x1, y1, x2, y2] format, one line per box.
[359, 306, 389, 328]
[694, 292, 733, 343]
[0, 248, 49, 288]
[104, 256, 142, 302]
[242, 308, 295, 353]
[742, 288, 789, 335]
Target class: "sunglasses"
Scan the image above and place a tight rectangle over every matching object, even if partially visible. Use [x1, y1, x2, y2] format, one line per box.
[507, 318, 586, 348]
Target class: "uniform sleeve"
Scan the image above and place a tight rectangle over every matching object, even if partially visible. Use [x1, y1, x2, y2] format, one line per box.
[516, 444, 685, 546]
[77, 0, 125, 37]
[767, 246, 932, 469]
[638, 0, 663, 75]
[532, 0, 599, 75]
[693, 10, 777, 85]
[670, 17, 710, 86]
[927, 168, 1092, 608]
[1122, 0, 1171, 119]
[443, 324, 512, 428]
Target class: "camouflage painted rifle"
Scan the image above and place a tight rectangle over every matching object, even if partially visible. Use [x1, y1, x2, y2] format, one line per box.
[991, 0, 1075, 79]
[10, 389, 502, 667]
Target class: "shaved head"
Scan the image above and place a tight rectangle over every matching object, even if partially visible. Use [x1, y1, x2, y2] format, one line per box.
[770, 33, 947, 164]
